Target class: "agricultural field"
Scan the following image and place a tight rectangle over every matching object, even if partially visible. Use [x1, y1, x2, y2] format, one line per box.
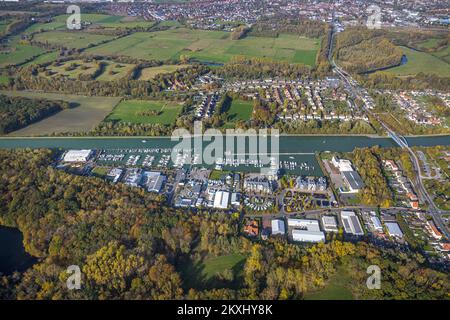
[87, 28, 320, 65]
[0, 37, 45, 67]
[24, 14, 153, 34]
[22, 51, 59, 67]
[138, 64, 190, 80]
[32, 31, 114, 49]
[0, 90, 120, 135]
[385, 46, 450, 77]
[105, 99, 183, 125]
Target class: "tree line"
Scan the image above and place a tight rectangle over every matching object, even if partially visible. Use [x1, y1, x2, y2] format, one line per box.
[0, 149, 448, 300]
[0, 94, 70, 134]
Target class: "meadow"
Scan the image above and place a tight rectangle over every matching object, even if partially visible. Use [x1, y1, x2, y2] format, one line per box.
[33, 31, 114, 49]
[223, 99, 254, 127]
[0, 37, 45, 67]
[106, 99, 183, 125]
[24, 14, 153, 34]
[138, 64, 191, 80]
[304, 267, 354, 300]
[0, 90, 120, 136]
[178, 253, 246, 290]
[385, 46, 450, 77]
[87, 28, 320, 66]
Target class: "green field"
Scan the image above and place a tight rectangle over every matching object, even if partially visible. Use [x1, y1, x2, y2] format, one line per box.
[385, 46, 450, 77]
[304, 268, 354, 300]
[0, 37, 45, 67]
[23, 51, 59, 67]
[96, 61, 135, 81]
[223, 99, 254, 128]
[106, 100, 183, 125]
[33, 31, 114, 49]
[0, 74, 10, 85]
[24, 14, 153, 34]
[179, 253, 246, 289]
[0, 90, 120, 136]
[138, 64, 191, 80]
[87, 28, 319, 65]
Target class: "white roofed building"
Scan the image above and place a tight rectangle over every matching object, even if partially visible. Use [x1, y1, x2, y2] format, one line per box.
[271, 219, 285, 235]
[63, 149, 93, 163]
[340, 211, 364, 236]
[213, 191, 229, 209]
[322, 215, 338, 232]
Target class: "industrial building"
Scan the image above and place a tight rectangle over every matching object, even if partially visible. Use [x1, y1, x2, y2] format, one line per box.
[321, 215, 338, 232]
[213, 191, 230, 209]
[271, 219, 285, 235]
[288, 219, 325, 243]
[340, 211, 364, 236]
[142, 171, 166, 193]
[370, 216, 383, 232]
[63, 149, 93, 163]
[332, 156, 364, 193]
[385, 222, 403, 238]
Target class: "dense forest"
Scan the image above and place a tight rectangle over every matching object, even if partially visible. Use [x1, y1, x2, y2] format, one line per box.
[334, 28, 403, 74]
[0, 94, 70, 134]
[214, 57, 312, 80]
[250, 18, 328, 38]
[6, 62, 209, 97]
[348, 146, 393, 207]
[0, 149, 448, 300]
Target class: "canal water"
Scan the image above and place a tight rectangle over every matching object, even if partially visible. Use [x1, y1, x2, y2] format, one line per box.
[0, 135, 448, 176]
[0, 226, 36, 275]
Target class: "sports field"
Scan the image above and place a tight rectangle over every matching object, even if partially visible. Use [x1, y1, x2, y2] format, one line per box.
[106, 100, 183, 125]
[0, 91, 120, 136]
[87, 28, 320, 65]
[385, 46, 450, 77]
[33, 31, 114, 49]
[138, 64, 191, 80]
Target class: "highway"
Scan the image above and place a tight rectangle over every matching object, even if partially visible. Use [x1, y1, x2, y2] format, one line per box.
[327, 21, 449, 240]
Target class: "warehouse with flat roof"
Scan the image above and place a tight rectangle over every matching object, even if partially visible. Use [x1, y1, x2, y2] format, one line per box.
[213, 191, 229, 209]
[63, 149, 93, 163]
[289, 219, 325, 243]
[385, 222, 403, 238]
[271, 219, 285, 235]
[340, 211, 364, 236]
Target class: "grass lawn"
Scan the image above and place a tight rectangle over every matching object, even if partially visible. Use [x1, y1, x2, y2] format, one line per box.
[33, 31, 114, 49]
[304, 267, 354, 300]
[385, 46, 450, 77]
[87, 28, 319, 65]
[225, 99, 253, 122]
[178, 253, 246, 290]
[0, 37, 45, 67]
[0, 90, 120, 135]
[106, 99, 183, 125]
[138, 64, 190, 80]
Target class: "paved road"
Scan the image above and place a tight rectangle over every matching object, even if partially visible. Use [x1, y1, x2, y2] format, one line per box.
[327, 21, 449, 240]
